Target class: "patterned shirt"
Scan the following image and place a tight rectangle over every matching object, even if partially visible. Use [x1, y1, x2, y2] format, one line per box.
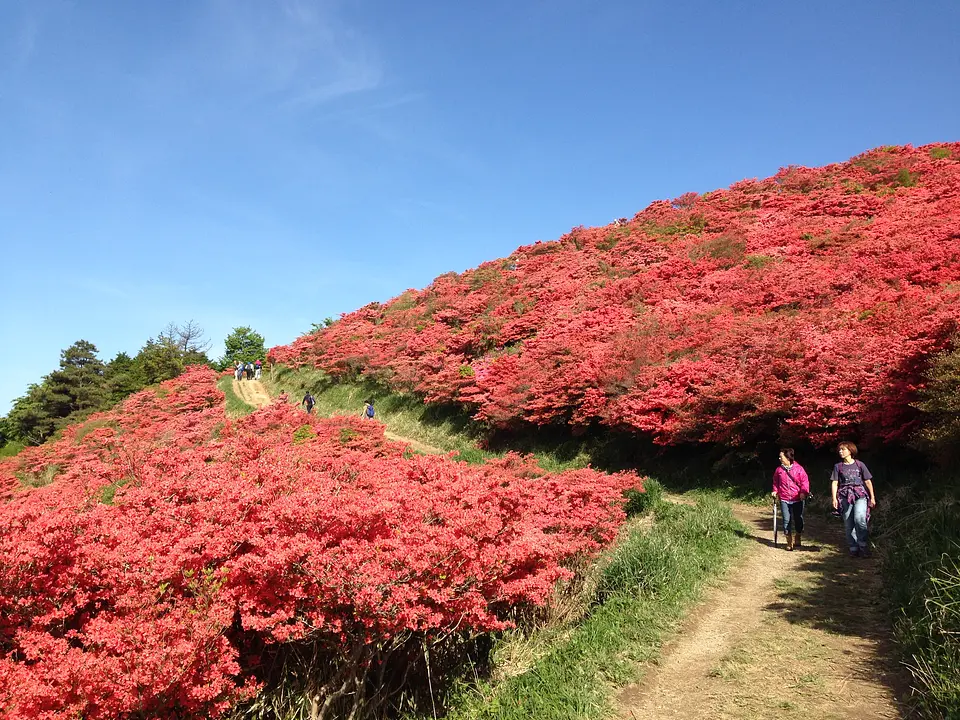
[830, 460, 872, 487]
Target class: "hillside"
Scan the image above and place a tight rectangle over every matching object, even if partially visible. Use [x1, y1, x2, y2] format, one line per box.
[271, 143, 960, 448]
[3, 143, 959, 719]
[0, 368, 640, 718]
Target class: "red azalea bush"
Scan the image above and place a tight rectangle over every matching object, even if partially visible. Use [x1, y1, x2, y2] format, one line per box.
[0, 368, 639, 719]
[271, 143, 960, 446]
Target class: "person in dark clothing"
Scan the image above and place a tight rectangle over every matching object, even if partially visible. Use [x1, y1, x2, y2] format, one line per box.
[302, 392, 315, 414]
[830, 441, 877, 557]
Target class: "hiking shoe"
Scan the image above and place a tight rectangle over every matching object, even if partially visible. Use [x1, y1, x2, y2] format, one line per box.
[849, 548, 861, 558]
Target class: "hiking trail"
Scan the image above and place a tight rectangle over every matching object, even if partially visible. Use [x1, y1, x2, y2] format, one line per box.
[233, 379, 272, 409]
[251, 380, 446, 455]
[382, 431, 445, 456]
[243, 379, 907, 716]
[616, 501, 909, 720]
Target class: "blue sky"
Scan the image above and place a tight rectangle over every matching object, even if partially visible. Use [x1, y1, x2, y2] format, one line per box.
[1, 0, 958, 413]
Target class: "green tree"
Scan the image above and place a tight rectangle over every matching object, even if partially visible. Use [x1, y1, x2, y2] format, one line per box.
[104, 352, 147, 403]
[45, 340, 110, 421]
[915, 340, 960, 463]
[4, 341, 110, 445]
[4, 384, 55, 445]
[1, 326, 214, 448]
[135, 321, 213, 386]
[219, 327, 266, 369]
[137, 336, 186, 385]
[310, 317, 337, 333]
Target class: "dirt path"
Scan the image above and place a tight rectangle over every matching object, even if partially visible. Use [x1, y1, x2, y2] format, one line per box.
[246, 382, 446, 455]
[233, 379, 272, 409]
[383, 431, 446, 456]
[617, 502, 909, 720]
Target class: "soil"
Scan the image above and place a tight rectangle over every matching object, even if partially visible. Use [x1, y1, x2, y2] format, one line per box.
[233, 379, 272, 409]
[616, 501, 911, 720]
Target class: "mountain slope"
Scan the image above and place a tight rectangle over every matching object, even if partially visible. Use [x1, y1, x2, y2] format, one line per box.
[272, 143, 960, 447]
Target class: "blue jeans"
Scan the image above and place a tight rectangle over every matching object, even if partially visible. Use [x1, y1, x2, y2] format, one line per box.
[780, 500, 804, 534]
[840, 496, 869, 551]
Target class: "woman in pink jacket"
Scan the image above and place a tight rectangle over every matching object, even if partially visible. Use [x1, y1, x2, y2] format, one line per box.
[772, 447, 810, 551]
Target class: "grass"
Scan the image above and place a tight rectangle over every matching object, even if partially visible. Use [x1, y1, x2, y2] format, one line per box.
[99, 477, 131, 505]
[697, 511, 901, 720]
[263, 365, 777, 503]
[0, 441, 25, 458]
[263, 366, 493, 463]
[217, 375, 257, 417]
[15, 463, 60, 489]
[74, 417, 118, 443]
[440, 491, 744, 719]
[876, 484, 960, 718]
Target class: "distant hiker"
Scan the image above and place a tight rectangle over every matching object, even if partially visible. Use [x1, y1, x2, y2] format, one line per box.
[235, 361, 243, 381]
[362, 400, 375, 420]
[772, 448, 810, 551]
[254, 359, 262, 380]
[302, 392, 315, 414]
[245, 362, 254, 380]
[830, 441, 877, 558]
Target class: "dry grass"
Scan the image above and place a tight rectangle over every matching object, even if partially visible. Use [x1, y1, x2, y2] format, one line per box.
[700, 530, 906, 720]
[16, 463, 61, 489]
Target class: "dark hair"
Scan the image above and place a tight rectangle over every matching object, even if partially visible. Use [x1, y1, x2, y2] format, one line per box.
[779, 447, 795, 462]
[837, 441, 858, 458]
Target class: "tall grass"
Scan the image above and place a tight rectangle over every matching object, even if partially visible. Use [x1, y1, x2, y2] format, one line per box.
[443, 490, 743, 719]
[877, 485, 960, 718]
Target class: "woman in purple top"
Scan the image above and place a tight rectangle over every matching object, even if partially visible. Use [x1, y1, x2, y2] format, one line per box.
[830, 441, 877, 557]
[772, 448, 810, 550]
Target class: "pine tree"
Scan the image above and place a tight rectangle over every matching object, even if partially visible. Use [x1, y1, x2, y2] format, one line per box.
[44, 340, 110, 423]
[219, 327, 266, 369]
[104, 352, 147, 403]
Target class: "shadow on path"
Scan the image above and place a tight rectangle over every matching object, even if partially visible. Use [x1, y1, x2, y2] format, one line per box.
[750, 502, 915, 715]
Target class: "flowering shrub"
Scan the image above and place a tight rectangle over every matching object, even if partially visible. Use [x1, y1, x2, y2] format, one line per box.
[0, 368, 639, 718]
[271, 143, 960, 446]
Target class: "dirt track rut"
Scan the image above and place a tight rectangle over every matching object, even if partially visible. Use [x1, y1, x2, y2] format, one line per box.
[617, 503, 907, 720]
[233, 379, 272, 408]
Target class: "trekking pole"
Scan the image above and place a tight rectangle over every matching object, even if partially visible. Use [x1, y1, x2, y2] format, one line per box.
[773, 496, 779, 547]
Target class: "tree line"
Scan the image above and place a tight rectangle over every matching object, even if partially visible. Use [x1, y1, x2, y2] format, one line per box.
[0, 323, 265, 450]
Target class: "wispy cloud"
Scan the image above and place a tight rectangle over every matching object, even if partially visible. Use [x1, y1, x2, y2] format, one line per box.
[282, 63, 382, 108]
[4, 0, 59, 72]
[70, 277, 133, 301]
[13, 14, 38, 67]
[196, 0, 384, 111]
